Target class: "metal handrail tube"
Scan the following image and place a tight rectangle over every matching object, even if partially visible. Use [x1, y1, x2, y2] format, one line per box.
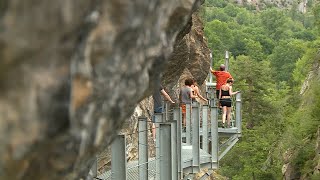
[155, 113, 163, 180]
[138, 117, 148, 180]
[172, 107, 181, 180]
[202, 105, 209, 153]
[159, 123, 172, 180]
[235, 93, 242, 134]
[111, 135, 127, 180]
[210, 101, 219, 167]
[192, 104, 200, 173]
[186, 104, 191, 144]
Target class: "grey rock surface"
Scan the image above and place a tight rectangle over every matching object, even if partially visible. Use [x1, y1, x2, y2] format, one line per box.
[0, 0, 209, 179]
[97, 10, 211, 178]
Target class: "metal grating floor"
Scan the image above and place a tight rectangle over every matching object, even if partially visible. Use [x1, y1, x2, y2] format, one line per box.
[98, 146, 214, 180]
[98, 158, 157, 180]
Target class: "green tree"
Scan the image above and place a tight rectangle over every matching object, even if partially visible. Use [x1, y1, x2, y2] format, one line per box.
[235, 10, 255, 25]
[268, 39, 306, 84]
[223, 4, 240, 17]
[206, 7, 232, 22]
[259, 8, 288, 40]
[230, 56, 276, 128]
[292, 39, 320, 86]
[314, 3, 320, 34]
[204, 0, 228, 8]
[243, 38, 265, 61]
[205, 20, 234, 61]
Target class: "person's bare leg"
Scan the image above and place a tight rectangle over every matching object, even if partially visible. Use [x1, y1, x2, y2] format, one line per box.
[227, 107, 232, 128]
[222, 106, 227, 127]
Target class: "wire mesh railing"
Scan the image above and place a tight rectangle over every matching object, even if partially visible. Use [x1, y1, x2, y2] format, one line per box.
[93, 92, 242, 180]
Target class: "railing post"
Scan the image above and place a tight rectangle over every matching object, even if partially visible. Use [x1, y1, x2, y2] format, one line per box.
[111, 135, 127, 180]
[138, 117, 148, 180]
[174, 106, 182, 179]
[87, 157, 97, 179]
[159, 123, 172, 180]
[192, 104, 200, 173]
[186, 104, 191, 144]
[236, 93, 242, 135]
[178, 107, 184, 178]
[225, 51, 229, 71]
[164, 100, 169, 122]
[210, 101, 219, 168]
[172, 107, 179, 180]
[155, 113, 164, 180]
[209, 53, 213, 83]
[202, 105, 209, 153]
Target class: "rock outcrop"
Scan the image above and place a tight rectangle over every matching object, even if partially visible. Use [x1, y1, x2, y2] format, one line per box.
[0, 0, 209, 179]
[96, 11, 211, 174]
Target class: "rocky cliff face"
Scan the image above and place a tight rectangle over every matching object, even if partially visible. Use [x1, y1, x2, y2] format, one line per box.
[282, 54, 320, 179]
[0, 0, 210, 179]
[96, 12, 211, 174]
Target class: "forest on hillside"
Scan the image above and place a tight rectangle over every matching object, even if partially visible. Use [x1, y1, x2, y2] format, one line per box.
[203, 0, 320, 179]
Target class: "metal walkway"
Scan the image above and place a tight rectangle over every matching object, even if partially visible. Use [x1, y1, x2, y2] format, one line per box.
[94, 92, 242, 180]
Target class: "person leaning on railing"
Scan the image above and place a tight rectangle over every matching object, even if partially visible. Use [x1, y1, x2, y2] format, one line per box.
[152, 83, 175, 141]
[219, 78, 240, 128]
[191, 78, 208, 104]
[179, 78, 197, 127]
[210, 64, 233, 107]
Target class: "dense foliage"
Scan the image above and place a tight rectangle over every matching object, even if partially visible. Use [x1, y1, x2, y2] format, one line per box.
[204, 1, 320, 179]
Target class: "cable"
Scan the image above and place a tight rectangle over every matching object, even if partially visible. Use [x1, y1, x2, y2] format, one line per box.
[125, 127, 160, 136]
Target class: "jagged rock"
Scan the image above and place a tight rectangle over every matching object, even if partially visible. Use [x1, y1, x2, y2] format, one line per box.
[96, 10, 211, 174]
[0, 0, 208, 179]
[163, 13, 210, 96]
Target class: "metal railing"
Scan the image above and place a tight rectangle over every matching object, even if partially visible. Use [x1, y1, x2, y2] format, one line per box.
[93, 93, 242, 180]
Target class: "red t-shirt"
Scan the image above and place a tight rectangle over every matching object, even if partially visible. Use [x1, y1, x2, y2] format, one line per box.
[212, 71, 233, 90]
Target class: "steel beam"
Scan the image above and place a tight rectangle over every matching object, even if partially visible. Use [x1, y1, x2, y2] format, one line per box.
[155, 113, 163, 180]
[210, 104, 218, 168]
[192, 104, 200, 173]
[159, 123, 172, 180]
[138, 117, 148, 180]
[202, 105, 209, 153]
[111, 135, 127, 180]
[235, 93, 242, 135]
[186, 104, 191, 144]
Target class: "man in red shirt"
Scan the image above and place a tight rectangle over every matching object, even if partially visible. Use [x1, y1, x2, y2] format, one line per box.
[210, 64, 233, 99]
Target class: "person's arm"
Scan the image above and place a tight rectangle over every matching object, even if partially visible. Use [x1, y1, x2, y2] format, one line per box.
[194, 86, 208, 102]
[160, 89, 175, 103]
[210, 67, 215, 74]
[219, 88, 222, 99]
[189, 88, 198, 99]
[229, 86, 239, 96]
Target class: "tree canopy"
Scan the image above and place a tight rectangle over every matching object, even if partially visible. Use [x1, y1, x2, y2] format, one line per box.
[204, 1, 320, 179]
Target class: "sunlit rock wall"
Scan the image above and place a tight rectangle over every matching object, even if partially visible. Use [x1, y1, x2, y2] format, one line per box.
[0, 0, 209, 179]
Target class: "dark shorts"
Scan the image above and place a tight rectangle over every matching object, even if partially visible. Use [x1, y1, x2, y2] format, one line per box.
[220, 98, 232, 107]
[152, 107, 163, 123]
